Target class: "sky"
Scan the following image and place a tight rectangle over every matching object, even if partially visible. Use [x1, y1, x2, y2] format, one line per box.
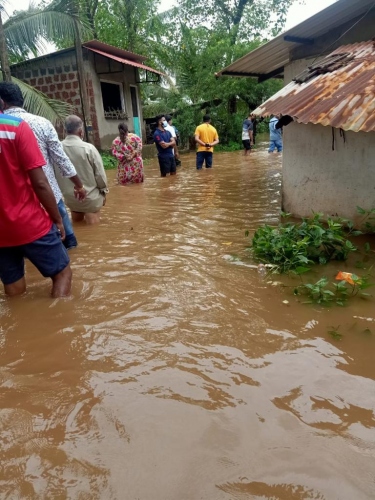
[6, 0, 337, 27]
[5, 0, 338, 47]
[157, 0, 337, 30]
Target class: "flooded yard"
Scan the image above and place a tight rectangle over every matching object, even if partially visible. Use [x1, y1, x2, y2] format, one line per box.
[1, 142, 375, 499]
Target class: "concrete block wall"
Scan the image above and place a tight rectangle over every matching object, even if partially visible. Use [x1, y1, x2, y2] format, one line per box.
[11, 54, 101, 148]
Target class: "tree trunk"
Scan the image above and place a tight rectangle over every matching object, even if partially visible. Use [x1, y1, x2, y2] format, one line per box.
[74, 20, 92, 143]
[228, 96, 237, 114]
[0, 10, 12, 82]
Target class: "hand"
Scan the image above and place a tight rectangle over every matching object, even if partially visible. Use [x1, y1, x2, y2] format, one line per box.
[74, 186, 87, 201]
[56, 220, 66, 241]
[102, 195, 106, 207]
[205, 143, 210, 148]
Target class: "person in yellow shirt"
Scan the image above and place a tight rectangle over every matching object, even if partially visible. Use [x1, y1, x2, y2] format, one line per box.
[194, 115, 219, 170]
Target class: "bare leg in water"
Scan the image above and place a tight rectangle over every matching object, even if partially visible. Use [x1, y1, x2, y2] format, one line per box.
[3, 264, 72, 298]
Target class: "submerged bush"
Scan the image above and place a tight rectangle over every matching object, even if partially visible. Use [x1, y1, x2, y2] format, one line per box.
[249, 213, 359, 274]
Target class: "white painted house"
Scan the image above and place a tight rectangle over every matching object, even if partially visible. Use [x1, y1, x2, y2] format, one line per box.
[217, 0, 375, 224]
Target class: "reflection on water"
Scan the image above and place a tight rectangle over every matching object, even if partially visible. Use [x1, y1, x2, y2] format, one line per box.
[1, 143, 375, 499]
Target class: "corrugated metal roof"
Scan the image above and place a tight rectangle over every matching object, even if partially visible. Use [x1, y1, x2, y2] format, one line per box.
[84, 47, 165, 77]
[252, 41, 375, 133]
[216, 0, 375, 77]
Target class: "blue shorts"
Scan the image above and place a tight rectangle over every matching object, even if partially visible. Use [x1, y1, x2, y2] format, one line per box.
[0, 225, 70, 285]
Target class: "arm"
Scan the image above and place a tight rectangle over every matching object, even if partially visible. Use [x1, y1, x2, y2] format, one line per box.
[48, 135, 86, 201]
[207, 134, 220, 147]
[248, 126, 253, 143]
[28, 168, 65, 239]
[160, 137, 175, 149]
[17, 121, 64, 238]
[90, 146, 108, 191]
[154, 132, 175, 149]
[195, 134, 207, 147]
[112, 141, 125, 161]
[46, 125, 86, 199]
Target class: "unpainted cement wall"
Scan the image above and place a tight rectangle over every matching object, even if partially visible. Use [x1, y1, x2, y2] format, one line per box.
[89, 52, 145, 149]
[282, 122, 375, 224]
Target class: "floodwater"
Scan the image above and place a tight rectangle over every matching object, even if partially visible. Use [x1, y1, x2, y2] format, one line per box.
[1, 141, 375, 500]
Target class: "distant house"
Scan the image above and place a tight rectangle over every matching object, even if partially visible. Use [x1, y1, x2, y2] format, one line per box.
[217, 0, 375, 224]
[11, 40, 164, 149]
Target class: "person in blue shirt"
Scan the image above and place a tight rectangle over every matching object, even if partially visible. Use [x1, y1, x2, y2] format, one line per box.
[153, 114, 176, 177]
[268, 114, 283, 153]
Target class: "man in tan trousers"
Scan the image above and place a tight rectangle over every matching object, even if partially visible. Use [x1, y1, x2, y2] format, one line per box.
[58, 115, 108, 224]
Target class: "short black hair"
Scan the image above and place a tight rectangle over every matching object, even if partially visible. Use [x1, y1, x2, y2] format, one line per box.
[165, 114, 172, 122]
[0, 82, 24, 107]
[155, 114, 165, 123]
[203, 114, 210, 122]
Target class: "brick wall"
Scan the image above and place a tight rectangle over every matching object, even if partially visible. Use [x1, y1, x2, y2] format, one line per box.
[12, 58, 101, 148]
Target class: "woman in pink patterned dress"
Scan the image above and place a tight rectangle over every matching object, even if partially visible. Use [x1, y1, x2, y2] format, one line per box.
[111, 123, 144, 185]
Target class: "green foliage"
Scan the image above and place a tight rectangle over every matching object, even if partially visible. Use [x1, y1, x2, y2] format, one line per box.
[4, 0, 91, 57]
[101, 151, 117, 170]
[357, 206, 375, 234]
[215, 141, 242, 152]
[294, 274, 374, 306]
[1, 0, 91, 122]
[251, 213, 359, 274]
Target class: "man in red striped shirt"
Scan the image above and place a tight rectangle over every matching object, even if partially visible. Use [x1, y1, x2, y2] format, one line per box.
[0, 108, 72, 297]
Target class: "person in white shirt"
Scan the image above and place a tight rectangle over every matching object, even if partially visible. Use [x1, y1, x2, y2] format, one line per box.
[164, 114, 181, 167]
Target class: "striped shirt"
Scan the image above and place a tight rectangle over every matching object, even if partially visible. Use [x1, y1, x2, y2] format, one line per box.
[6, 107, 77, 203]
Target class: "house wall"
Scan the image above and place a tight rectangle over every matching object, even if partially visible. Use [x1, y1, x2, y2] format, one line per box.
[290, 10, 375, 62]
[89, 52, 144, 150]
[284, 58, 315, 84]
[11, 49, 145, 150]
[282, 122, 375, 224]
[284, 13, 375, 84]
[11, 51, 102, 147]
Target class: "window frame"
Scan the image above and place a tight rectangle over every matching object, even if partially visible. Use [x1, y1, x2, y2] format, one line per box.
[100, 79, 126, 119]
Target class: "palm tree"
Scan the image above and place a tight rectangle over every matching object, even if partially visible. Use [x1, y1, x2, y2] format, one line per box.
[0, 0, 92, 124]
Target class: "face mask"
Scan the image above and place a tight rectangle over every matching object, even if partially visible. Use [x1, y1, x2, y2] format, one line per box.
[162, 120, 168, 128]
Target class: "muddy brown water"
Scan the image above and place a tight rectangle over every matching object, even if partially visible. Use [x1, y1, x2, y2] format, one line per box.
[1, 142, 375, 499]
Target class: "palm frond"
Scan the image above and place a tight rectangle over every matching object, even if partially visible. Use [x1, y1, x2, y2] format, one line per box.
[0, 75, 74, 125]
[4, 0, 92, 56]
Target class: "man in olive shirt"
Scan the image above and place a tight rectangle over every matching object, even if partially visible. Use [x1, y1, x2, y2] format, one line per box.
[58, 115, 108, 224]
[194, 115, 219, 169]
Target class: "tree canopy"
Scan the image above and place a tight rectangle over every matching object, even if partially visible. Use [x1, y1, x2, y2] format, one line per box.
[1, 0, 297, 138]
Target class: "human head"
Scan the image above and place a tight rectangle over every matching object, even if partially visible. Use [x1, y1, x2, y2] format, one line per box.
[65, 115, 84, 137]
[155, 114, 166, 128]
[0, 82, 24, 111]
[165, 114, 172, 125]
[118, 122, 129, 142]
[203, 114, 211, 123]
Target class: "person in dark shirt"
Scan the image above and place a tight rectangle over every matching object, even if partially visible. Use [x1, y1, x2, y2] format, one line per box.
[153, 114, 176, 177]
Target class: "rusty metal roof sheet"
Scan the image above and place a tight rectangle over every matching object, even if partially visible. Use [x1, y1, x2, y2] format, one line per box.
[252, 41, 375, 133]
[84, 47, 165, 76]
[216, 0, 375, 77]
[82, 40, 147, 62]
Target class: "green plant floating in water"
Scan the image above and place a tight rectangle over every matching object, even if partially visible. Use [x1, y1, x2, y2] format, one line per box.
[294, 274, 374, 306]
[250, 212, 360, 274]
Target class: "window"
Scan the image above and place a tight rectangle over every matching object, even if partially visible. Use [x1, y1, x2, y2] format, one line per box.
[100, 81, 128, 120]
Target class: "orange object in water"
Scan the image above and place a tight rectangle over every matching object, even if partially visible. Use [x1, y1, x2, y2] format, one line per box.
[335, 271, 355, 285]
